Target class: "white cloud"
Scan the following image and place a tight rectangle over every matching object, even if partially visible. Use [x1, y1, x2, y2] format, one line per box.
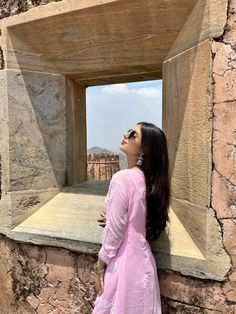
[102, 84, 129, 94]
[130, 86, 161, 98]
[101, 83, 161, 98]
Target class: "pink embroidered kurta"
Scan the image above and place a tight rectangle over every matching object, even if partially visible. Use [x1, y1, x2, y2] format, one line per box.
[92, 167, 162, 314]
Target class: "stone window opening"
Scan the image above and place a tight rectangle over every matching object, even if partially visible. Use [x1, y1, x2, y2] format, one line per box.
[0, 0, 231, 282]
[85, 80, 162, 181]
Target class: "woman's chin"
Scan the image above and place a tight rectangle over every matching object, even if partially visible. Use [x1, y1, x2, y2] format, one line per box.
[119, 145, 125, 153]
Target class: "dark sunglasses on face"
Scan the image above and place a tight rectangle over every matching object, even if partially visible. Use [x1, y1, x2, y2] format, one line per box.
[126, 129, 137, 140]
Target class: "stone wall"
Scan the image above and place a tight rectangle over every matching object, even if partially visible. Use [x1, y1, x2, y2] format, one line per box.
[0, 233, 98, 314]
[160, 0, 236, 312]
[0, 0, 62, 19]
[87, 153, 120, 181]
[212, 0, 236, 305]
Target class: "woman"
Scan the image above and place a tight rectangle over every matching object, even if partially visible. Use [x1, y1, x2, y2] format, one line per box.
[92, 121, 170, 314]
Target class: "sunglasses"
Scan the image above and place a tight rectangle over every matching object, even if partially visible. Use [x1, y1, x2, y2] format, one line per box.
[126, 129, 137, 140]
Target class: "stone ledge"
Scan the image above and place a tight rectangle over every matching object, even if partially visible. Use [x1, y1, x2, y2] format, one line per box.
[3, 186, 231, 281]
[5, 230, 101, 255]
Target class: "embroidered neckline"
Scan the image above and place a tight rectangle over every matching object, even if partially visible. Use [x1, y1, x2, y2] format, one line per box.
[131, 167, 144, 176]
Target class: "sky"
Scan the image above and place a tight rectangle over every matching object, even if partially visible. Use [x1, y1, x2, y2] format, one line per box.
[86, 79, 162, 153]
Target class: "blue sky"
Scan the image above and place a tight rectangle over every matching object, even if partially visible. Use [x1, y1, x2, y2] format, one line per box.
[86, 79, 162, 153]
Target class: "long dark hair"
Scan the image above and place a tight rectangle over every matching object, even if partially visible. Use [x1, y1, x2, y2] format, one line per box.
[137, 122, 170, 242]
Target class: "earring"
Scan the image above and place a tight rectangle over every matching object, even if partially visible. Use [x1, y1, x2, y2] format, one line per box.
[136, 152, 144, 166]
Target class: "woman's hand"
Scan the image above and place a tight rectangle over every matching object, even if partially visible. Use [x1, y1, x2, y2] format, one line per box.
[97, 272, 105, 295]
[97, 210, 106, 228]
[90, 272, 105, 296]
[91, 260, 106, 295]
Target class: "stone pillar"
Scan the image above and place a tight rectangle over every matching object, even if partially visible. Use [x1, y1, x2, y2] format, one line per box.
[0, 69, 66, 230]
[159, 0, 236, 312]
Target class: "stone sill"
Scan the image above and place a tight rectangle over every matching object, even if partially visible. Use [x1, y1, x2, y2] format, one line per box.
[6, 230, 101, 255]
[7, 180, 110, 254]
[9, 180, 204, 261]
[1, 181, 231, 281]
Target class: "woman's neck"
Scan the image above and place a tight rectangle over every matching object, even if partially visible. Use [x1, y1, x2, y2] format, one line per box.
[127, 155, 138, 169]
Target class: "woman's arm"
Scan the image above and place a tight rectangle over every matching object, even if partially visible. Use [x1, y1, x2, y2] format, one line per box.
[98, 172, 129, 266]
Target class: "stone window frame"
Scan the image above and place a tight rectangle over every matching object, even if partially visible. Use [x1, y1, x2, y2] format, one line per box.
[0, 0, 231, 281]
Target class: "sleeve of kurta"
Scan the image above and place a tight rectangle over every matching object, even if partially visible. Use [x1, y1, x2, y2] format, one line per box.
[98, 171, 129, 266]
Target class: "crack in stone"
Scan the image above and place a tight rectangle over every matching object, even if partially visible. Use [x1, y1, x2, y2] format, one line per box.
[209, 56, 234, 295]
[8, 243, 47, 310]
[43, 247, 49, 278]
[0, 47, 4, 69]
[226, 141, 236, 147]
[10, 122, 24, 137]
[219, 217, 236, 221]
[215, 168, 236, 193]
[205, 213, 233, 309]
[213, 67, 236, 77]
[213, 99, 236, 105]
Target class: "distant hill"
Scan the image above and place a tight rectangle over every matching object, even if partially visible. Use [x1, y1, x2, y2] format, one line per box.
[87, 146, 127, 169]
[87, 146, 112, 154]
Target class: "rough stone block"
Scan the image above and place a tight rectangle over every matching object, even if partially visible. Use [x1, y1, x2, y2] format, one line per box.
[0, 0, 227, 82]
[166, 0, 228, 60]
[222, 280, 236, 304]
[0, 237, 15, 312]
[212, 42, 236, 103]
[223, 0, 236, 44]
[212, 170, 236, 219]
[222, 219, 236, 258]
[213, 102, 236, 184]
[0, 235, 97, 313]
[7, 69, 66, 191]
[163, 39, 212, 207]
[159, 270, 226, 312]
[46, 247, 75, 283]
[152, 201, 231, 280]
